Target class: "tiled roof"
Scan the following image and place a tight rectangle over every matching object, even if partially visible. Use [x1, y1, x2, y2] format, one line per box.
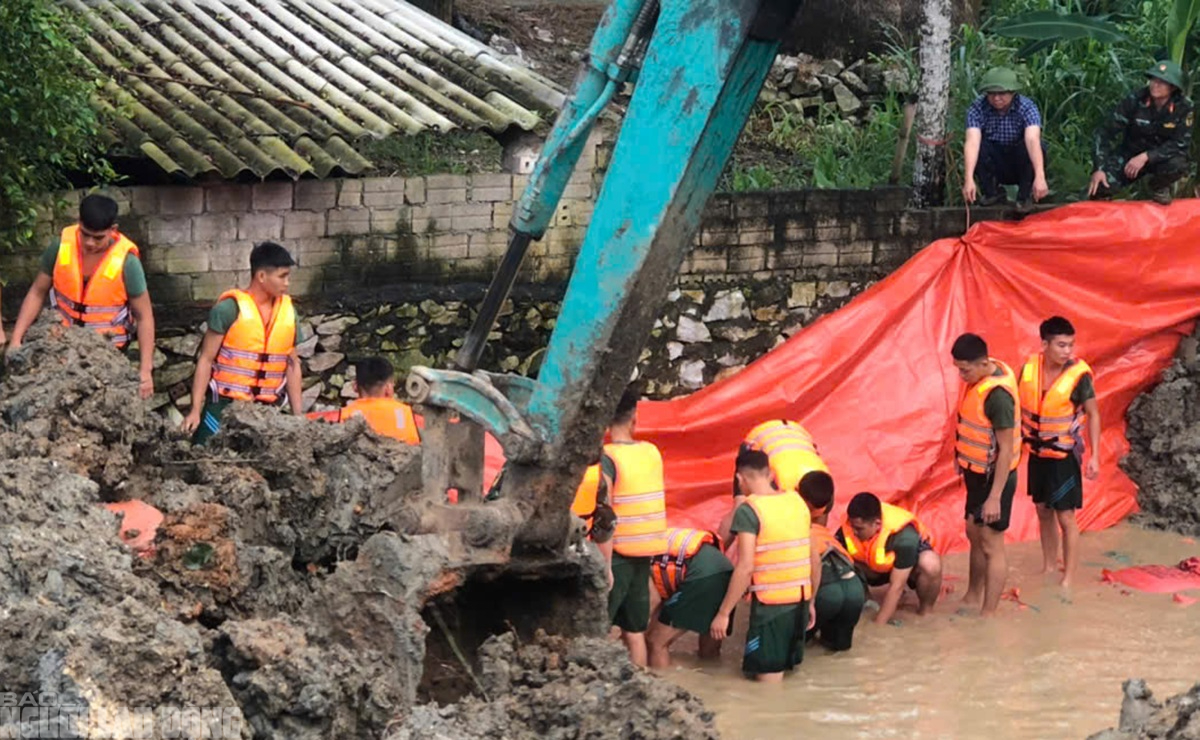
[68, 0, 565, 180]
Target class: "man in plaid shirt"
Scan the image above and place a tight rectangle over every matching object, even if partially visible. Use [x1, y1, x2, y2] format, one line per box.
[962, 67, 1049, 210]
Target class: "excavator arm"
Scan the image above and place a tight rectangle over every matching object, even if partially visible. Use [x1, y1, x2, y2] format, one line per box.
[406, 0, 804, 553]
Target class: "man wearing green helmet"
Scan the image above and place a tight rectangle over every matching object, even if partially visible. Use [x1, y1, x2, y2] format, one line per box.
[963, 67, 1050, 210]
[1089, 60, 1193, 205]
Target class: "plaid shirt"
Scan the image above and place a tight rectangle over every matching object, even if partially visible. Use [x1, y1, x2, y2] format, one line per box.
[966, 94, 1042, 146]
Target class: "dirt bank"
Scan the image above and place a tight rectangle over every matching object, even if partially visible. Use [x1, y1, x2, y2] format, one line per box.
[0, 320, 714, 738]
[1123, 329, 1200, 536]
[1087, 679, 1200, 739]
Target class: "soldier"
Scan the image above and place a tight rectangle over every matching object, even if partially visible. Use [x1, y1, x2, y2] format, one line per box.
[1089, 60, 1193, 204]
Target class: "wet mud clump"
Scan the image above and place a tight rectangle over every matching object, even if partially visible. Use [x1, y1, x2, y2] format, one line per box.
[0, 321, 709, 738]
[1088, 679, 1200, 739]
[1124, 328, 1200, 536]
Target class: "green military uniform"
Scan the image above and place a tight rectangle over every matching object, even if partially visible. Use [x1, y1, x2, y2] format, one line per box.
[600, 451, 655, 633]
[810, 543, 866, 651]
[730, 504, 810, 676]
[963, 365, 1019, 532]
[656, 543, 734, 634]
[1028, 373, 1095, 511]
[1093, 62, 1193, 199]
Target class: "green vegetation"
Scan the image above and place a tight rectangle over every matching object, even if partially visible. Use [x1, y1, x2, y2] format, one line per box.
[360, 130, 504, 176]
[0, 0, 112, 251]
[726, 0, 1189, 201]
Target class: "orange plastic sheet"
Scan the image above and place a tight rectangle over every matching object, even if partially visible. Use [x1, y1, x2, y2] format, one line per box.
[634, 202, 1200, 553]
[1101, 558, 1200, 593]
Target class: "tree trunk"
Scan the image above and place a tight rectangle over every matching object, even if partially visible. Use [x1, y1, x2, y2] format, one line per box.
[911, 0, 952, 207]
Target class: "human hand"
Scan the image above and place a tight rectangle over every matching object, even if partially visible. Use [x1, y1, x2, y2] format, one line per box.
[962, 179, 977, 204]
[982, 495, 1001, 524]
[1087, 170, 1109, 196]
[181, 409, 201, 434]
[808, 602, 817, 630]
[709, 612, 730, 641]
[1032, 176, 1050, 202]
[1124, 153, 1149, 180]
[606, 567, 614, 592]
[1085, 457, 1100, 480]
[139, 370, 154, 399]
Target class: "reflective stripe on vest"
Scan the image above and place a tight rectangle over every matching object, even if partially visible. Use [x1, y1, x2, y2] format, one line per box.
[955, 358, 1022, 474]
[840, 502, 932, 575]
[50, 225, 138, 346]
[604, 441, 669, 557]
[1018, 353, 1092, 459]
[745, 493, 812, 604]
[210, 290, 296, 404]
[743, 419, 829, 493]
[651, 528, 719, 599]
[340, 397, 420, 445]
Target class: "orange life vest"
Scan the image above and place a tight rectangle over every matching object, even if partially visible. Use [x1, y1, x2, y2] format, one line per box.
[1018, 353, 1092, 460]
[651, 528, 720, 599]
[744, 492, 812, 605]
[570, 464, 603, 531]
[956, 358, 1022, 474]
[210, 290, 296, 404]
[340, 397, 420, 444]
[50, 225, 139, 347]
[604, 441, 669, 557]
[743, 419, 829, 493]
[812, 522, 851, 563]
[840, 502, 932, 576]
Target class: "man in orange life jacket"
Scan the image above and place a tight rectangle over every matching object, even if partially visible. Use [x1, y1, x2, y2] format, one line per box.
[1019, 316, 1101, 588]
[338, 356, 420, 444]
[952, 332, 1020, 616]
[836, 492, 941, 625]
[599, 387, 669, 667]
[799, 474, 867, 650]
[644, 527, 733, 669]
[711, 449, 820, 682]
[7, 194, 156, 398]
[181, 242, 304, 444]
[570, 454, 617, 544]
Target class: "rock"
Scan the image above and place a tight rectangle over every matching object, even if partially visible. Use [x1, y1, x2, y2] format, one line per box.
[488, 33, 525, 61]
[295, 334, 319, 359]
[159, 334, 201, 357]
[831, 82, 862, 114]
[795, 95, 825, 112]
[419, 300, 445, 318]
[666, 342, 684, 361]
[714, 366, 745, 383]
[754, 306, 788, 322]
[820, 58, 845, 76]
[715, 325, 762, 343]
[1086, 679, 1200, 740]
[300, 382, 324, 413]
[816, 73, 839, 89]
[341, 383, 358, 399]
[839, 70, 869, 94]
[679, 360, 706, 389]
[819, 280, 852, 298]
[666, 289, 682, 302]
[306, 352, 345, 373]
[146, 392, 172, 411]
[375, 324, 395, 336]
[328, 374, 345, 389]
[676, 316, 711, 344]
[381, 340, 400, 351]
[788, 76, 822, 96]
[883, 66, 912, 92]
[318, 334, 343, 352]
[518, 348, 546, 376]
[500, 355, 520, 372]
[716, 353, 743, 367]
[680, 289, 705, 304]
[789, 282, 818, 308]
[316, 316, 358, 336]
[524, 307, 543, 330]
[703, 289, 749, 322]
[154, 361, 195, 389]
[151, 348, 168, 369]
[394, 304, 419, 319]
[165, 405, 185, 428]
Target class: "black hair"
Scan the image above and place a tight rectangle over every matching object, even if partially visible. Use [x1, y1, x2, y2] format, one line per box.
[799, 471, 835, 510]
[355, 356, 395, 394]
[250, 241, 296, 274]
[1039, 316, 1076, 341]
[951, 333, 988, 362]
[735, 448, 771, 474]
[846, 492, 882, 521]
[79, 194, 119, 231]
[611, 386, 640, 425]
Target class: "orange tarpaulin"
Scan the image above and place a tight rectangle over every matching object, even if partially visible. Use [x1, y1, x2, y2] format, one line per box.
[636, 201, 1200, 553]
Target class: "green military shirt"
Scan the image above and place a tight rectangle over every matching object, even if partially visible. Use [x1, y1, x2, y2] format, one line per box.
[39, 243, 147, 297]
[206, 298, 305, 345]
[684, 542, 734, 580]
[1094, 88, 1194, 167]
[983, 364, 1016, 431]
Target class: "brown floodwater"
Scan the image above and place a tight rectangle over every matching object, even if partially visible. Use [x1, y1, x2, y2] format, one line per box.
[662, 524, 1200, 739]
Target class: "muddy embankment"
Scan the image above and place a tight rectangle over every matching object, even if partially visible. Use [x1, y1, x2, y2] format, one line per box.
[0, 319, 717, 739]
[1088, 680, 1200, 739]
[1123, 326, 1200, 536]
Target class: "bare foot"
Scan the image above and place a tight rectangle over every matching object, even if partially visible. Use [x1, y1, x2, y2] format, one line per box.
[960, 592, 983, 608]
[1059, 574, 1072, 589]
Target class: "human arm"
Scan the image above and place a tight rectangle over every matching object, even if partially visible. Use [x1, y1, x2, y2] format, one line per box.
[807, 533, 822, 629]
[182, 330, 224, 433]
[984, 431, 1015, 523]
[7, 273, 53, 351]
[1083, 396, 1101, 480]
[875, 565, 912, 625]
[128, 291, 155, 399]
[286, 350, 303, 414]
[711, 529, 755, 640]
[717, 494, 746, 548]
[1024, 125, 1049, 201]
[962, 127, 982, 203]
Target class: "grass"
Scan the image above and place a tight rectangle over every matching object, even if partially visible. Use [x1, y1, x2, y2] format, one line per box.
[360, 130, 504, 177]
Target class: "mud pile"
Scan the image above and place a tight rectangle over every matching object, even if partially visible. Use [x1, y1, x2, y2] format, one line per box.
[1087, 679, 1200, 739]
[1124, 328, 1200, 536]
[392, 632, 719, 740]
[0, 321, 710, 739]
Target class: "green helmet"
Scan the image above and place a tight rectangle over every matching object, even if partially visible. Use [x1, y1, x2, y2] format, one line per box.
[1146, 60, 1186, 89]
[978, 67, 1020, 93]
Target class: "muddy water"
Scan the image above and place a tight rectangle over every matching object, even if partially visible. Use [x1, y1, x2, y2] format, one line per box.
[664, 524, 1200, 739]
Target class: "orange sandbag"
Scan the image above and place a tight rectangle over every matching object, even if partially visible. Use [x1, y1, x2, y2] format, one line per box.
[104, 500, 163, 554]
[634, 201, 1200, 553]
[1102, 558, 1200, 593]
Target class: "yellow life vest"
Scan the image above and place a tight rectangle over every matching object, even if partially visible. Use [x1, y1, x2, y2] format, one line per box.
[744, 492, 812, 605]
[956, 358, 1021, 474]
[604, 441, 668, 557]
[743, 419, 829, 493]
[1018, 353, 1092, 459]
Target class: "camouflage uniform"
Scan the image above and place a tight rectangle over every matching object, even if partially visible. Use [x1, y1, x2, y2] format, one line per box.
[1092, 88, 1193, 196]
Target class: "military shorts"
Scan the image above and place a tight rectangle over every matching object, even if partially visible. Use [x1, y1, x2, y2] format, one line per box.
[608, 553, 652, 633]
[964, 468, 1018, 532]
[742, 598, 808, 677]
[657, 571, 733, 635]
[1028, 454, 1083, 511]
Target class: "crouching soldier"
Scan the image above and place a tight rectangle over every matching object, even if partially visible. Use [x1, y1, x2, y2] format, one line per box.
[798, 472, 866, 651]
[646, 528, 734, 669]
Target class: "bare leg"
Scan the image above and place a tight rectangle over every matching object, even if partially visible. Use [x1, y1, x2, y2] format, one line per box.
[978, 526, 1008, 617]
[914, 550, 943, 614]
[621, 631, 648, 667]
[646, 622, 685, 669]
[961, 521, 984, 608]
[1036, 503, 1060, 574]
[754, 672, 784, 683]
[1057, 509, 1080, 588]
[698, 633, 723, 660]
